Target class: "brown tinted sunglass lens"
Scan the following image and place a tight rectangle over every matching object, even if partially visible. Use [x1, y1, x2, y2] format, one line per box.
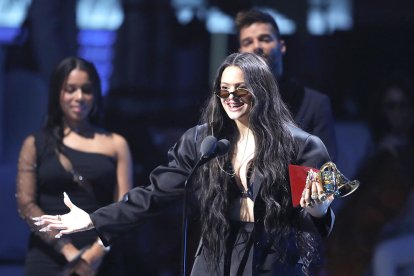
[217, 89, 250, 98]
[217, 90, 230, 98]
[235, 88, 249, 97]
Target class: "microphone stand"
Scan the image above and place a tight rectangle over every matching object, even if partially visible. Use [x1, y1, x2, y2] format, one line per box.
[180, 137, 229, 276]
[181, 156, 206, 276]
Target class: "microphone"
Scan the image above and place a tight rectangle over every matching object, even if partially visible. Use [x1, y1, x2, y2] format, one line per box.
[215, 139, 230, 156]
[199, 135, 218, 159]
[198, 137, 230, 166]
[181, 135, 230, 276]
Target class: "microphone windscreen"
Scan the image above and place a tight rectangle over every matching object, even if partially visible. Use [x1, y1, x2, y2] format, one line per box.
[216, 139, 230, 156]
[200, 136, 217, 157]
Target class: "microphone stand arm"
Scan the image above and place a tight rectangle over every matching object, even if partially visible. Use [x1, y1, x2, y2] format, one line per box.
[181, 157, 206, 276]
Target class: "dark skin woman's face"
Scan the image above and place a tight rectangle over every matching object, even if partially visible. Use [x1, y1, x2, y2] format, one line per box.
[59, 69, 94, 125]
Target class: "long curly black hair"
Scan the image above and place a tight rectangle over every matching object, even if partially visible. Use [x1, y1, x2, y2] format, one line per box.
[194, 53, 322, 273]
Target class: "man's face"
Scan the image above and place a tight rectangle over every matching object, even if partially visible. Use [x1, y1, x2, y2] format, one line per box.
[239, 22, 285, 77]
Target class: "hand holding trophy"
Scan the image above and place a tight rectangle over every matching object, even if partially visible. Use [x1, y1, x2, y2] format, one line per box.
[289, 162, 360, 215]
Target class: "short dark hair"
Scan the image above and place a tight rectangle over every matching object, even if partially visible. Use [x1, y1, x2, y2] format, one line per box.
[235, 9, 281, 39]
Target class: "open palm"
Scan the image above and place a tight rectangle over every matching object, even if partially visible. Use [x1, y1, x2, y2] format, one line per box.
[34, 192, 94, 238]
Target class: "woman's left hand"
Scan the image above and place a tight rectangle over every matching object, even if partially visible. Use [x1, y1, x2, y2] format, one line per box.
[63, 257, 95, 276]
[80, 243, 106, 272]
[300, 169, 334, 218]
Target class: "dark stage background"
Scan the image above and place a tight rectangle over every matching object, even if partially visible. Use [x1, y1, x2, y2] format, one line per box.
[1, 0, 414, 275]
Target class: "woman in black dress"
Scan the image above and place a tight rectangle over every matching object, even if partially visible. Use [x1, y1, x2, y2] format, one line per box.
[17, 57, 133, 275]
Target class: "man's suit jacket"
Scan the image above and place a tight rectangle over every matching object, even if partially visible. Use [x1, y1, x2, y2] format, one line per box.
[279, 77, 338, 162]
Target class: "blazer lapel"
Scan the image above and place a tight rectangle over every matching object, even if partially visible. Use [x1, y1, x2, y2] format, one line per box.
[251, 169, 264, 202]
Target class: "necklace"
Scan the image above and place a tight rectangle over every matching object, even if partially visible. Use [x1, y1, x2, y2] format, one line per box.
[217, 128, 254, 177]
[217, 158, 236, 177]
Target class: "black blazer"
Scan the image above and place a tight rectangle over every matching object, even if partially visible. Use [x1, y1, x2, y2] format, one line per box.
[90, 124, 334, 274]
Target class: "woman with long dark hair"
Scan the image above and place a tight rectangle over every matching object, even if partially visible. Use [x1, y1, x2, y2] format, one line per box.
[34, 53, 333, 275]
[17, 57, 133, 275]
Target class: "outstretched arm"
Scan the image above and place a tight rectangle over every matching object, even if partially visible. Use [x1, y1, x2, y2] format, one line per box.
[34, 192, 94, 237]
[35, 125, 204, 245]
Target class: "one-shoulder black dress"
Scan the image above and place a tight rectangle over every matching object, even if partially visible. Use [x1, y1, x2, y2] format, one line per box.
[21, 132, 116, 275]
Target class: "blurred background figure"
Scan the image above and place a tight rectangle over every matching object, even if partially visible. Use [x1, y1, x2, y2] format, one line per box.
[370, 73, 414, 157]
[324, 73, 414, 276]
[16, 57, 133, 275]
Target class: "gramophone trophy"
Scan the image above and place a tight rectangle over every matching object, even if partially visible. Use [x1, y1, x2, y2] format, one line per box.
[289, 162, 360, 207]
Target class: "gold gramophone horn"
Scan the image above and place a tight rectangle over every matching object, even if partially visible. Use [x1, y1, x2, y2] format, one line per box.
[318, 162, 360, 198]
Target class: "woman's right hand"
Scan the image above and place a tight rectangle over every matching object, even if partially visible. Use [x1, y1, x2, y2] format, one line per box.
[33, 192, 94, 237]
[300, 169, 334, 218]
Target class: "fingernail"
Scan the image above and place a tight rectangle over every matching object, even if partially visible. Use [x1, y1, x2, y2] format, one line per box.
[309, 170, 314, 180]
[32, 217, 40, 221]
[34, 221, 43, 226]
[55, 233, 62, 239]
[63, 192, 68, 198]
[39, 227, 49, 232]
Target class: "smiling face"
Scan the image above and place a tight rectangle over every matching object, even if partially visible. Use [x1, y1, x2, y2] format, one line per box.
[60, 69, 94, 125]
[219, 66, 253, 125]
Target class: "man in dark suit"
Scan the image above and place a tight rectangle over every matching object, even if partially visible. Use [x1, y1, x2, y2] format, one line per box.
[235, 9, 337, 162]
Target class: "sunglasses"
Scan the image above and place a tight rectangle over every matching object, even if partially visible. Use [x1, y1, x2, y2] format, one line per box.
[215, 88, 251, 99]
